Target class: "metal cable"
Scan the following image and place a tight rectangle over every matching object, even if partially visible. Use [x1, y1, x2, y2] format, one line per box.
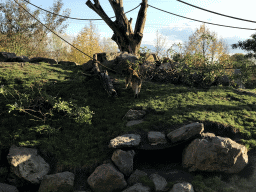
[148, 4, 256, 31]
[177, 0, 256, 24]
[21, 0, 141, 21]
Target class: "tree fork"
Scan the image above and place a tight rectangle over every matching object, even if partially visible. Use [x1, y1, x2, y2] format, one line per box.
[86, 0, 148, 55]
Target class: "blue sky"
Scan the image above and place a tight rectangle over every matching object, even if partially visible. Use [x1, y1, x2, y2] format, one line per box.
[9, 0, 256, 55]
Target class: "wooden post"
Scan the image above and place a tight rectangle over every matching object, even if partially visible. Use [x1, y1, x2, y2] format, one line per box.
[92, 54, 117, 97]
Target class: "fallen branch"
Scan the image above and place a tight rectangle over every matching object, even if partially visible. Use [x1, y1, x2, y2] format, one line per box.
[92, 54, 117, 97]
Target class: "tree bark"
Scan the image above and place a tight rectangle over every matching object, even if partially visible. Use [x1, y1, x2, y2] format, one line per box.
[86, 0, 148, 55]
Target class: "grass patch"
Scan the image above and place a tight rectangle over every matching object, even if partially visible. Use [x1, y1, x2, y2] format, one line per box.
[1, 61, 256, 190]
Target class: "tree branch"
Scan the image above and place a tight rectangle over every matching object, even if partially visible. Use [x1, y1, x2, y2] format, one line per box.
[134, 0, 148, 42]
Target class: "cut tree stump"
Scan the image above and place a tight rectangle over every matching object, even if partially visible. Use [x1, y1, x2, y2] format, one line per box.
[92, 54, 117, 97]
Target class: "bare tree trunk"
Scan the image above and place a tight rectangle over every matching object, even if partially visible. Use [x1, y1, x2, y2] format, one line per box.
[86, 0, 148, 55]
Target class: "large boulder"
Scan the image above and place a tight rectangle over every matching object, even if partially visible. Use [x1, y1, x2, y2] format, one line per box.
[96, 52, 123, 71]
[58, 61, 77, 66]
[38, 171, 75, 192]
[87, 163, 127, 192]
[29, 57, 57, 64]
[7, 145, 50, 186]
[111, 149, 135, 177]
[123, 109, 146, 120]
[113, 52, 139, 74]
[167, 122, 204, 143]
[0, 52, 16, 62]
[182, 136, 248, 173]
[81, 60, 94, 71]
[170, 182, 194, 192]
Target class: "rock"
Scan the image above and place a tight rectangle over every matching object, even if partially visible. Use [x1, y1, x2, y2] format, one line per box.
[38, 171, 75, 192]
[97, 52, 123, 70]
[0, 52, 16, 62]
[139, 53, 158, 62]
[159, 62, 173, 70]
[5, 56, 29, 62]
[182, 136, 248, 173]
[149, 173, 168, 191]
[20, 56, 30, 62]
[0, 183, 19, 192]
[108, 134, 141, 148]
[170, 182, 194, 192]
[87, 163, 127, 192]
[127, 169, 148, 186]
[113, 52, 139, 74]
[167, 122, 204, 143]
[126, 120, 144, 127]
[82, 60, 94, 71]
[148, 131, 167, 145]
[115, 52, 139, 64]
[111, 149, 135, 177]
[123, 109, 146, 120]
[58, 61, 77, 66]
[122, 183, 150, 192]
[7, 145, 50, 185]
[29, 57, 57, 64]
[0, 122, 249, 191]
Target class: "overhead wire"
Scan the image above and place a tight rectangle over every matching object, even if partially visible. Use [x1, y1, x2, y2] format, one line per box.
[148, 4, 256, 31]
[12, 0, 118, 73]
[21, 0, 141, 21]
[20, 0, 256, 31]
[176, 0, 256, 24]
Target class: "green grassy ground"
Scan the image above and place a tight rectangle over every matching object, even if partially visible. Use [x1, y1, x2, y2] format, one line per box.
[1, 61, 256, 191]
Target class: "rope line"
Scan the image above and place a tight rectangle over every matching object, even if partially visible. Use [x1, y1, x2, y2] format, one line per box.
[21, 0, 141, 21]
[13, 0, 118, 74]
[148, 4, 256, 31]
[177, 0, 256, 24]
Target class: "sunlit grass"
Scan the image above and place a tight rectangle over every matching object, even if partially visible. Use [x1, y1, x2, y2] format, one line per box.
[1, 61, 256, 191]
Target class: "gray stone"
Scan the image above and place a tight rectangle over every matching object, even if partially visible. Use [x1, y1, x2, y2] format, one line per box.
[108, 134, 141, 148]
[149, 173, 168, 191]
[182, 136, 248, 173]
[111, 149, 135, 177]
[38, 171, 75, 192]
[29, 57, 57, 64]
[58, 61, 77, 66]
[123, 109, 146, 120]
[0, 183, 19, 192]
[167, 122, 204, 143]
[126, 120, 144, 127]
[148, 131, 167, 145]
[82, 60, 94, 71]
[170, 182, 194, 192]
[7, 145, 50, 185]
[0, 52, 16, 62]
[127, 169, 148, 186]
[122, 183, 151, 192]
[87, 163, 127, 192]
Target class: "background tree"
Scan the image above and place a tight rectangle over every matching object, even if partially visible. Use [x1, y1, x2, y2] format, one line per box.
[184, 23, 229, 67]
[154, 29, 167, 58]
[67, 21, 102, 64]
[86, 0, 148, 55]
[232, 33, 256, 59]
[47, 32, 71, 62]
[101, 37, 119, 53]
[0, 0, 70, 57]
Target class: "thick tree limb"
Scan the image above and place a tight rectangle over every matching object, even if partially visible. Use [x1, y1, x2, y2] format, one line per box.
[86, 0, 148, 55]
